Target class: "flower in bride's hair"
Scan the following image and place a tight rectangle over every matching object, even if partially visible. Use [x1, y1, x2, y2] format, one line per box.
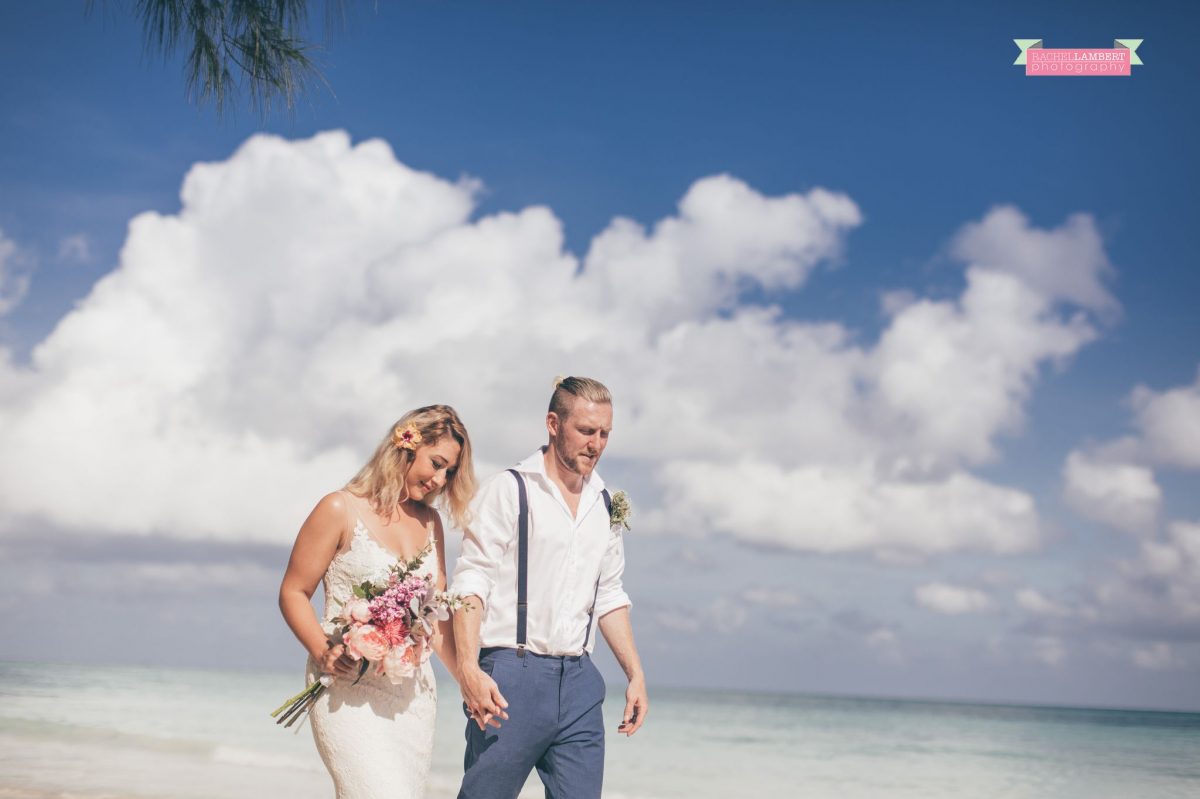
[392, 423, 423, 451]
[345, 625, 389, 662]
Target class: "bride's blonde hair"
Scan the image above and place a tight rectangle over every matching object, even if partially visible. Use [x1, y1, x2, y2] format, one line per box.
[345, 405, 476, 529]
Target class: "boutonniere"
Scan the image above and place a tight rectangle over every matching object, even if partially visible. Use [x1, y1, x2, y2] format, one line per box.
[609, 490, 632, 532]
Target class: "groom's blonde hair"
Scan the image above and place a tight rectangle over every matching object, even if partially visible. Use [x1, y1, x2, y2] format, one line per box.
[345, 404, 476, 529]
[548, 376, 612, 420]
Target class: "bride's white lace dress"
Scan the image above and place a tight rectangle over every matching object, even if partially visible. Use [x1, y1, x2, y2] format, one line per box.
[305, 498, 439, 799]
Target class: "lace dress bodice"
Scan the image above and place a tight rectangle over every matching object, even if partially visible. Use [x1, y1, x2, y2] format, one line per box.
[319, 518, 438, 635]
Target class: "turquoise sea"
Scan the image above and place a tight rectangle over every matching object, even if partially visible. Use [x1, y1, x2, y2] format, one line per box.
[1, 661, 1198, 798]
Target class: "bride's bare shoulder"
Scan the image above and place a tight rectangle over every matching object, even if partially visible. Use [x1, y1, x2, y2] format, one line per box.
[302, 491, 355, 534]
[318, 490, 349, 512]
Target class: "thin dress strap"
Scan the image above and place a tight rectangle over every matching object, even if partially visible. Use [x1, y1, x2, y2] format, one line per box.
[337, 489, 360, 551]
[425, 511, 437, 545]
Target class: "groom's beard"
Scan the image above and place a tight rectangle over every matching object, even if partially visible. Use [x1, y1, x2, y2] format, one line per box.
[553, 436, 599, 477]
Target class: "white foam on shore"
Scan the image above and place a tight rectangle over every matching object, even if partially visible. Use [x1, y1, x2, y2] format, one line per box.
[0, 731, 329, 799]
[4, 663, 1198, 799]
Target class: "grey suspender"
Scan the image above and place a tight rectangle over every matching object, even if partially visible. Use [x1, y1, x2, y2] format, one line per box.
[507, 469, 530, 656]
[582, 488, 612, 651]
[507, 469, 612, 656]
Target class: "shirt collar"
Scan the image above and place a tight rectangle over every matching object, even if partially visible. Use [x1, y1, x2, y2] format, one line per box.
[514, 446, 607, 493]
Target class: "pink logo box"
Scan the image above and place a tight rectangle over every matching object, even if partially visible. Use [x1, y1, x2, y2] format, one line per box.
[1027, 48, 1131, 76]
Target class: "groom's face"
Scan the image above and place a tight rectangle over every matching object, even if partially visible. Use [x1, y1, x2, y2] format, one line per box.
[549, 399, 613, 477]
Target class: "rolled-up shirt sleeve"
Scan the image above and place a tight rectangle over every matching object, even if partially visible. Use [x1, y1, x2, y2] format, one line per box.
[593, 528, 632, 618]
[450, 472, 518, 609]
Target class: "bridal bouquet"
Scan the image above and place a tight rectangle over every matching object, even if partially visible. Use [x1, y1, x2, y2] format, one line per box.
[271, 546, 467, 728]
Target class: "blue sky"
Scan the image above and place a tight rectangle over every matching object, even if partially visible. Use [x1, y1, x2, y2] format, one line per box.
[1, 1, 1198, 711]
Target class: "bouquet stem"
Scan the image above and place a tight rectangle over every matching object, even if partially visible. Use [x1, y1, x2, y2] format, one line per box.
[271, 679, 326, 725]
[283, 688, 322, 728]
[270, 683, 319, 718]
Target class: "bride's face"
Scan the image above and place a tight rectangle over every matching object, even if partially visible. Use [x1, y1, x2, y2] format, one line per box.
[405, 437, 461, 502]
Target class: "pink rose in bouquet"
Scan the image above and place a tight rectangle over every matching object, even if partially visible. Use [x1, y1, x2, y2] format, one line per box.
[381, 643, 416, 682]
[380, 638, 432, 684]
[345, 624, 390, 662]
[339, 598, 372, 624]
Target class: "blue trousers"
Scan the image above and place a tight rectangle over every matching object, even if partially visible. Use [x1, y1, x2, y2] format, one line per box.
[458, 648, 606, 799]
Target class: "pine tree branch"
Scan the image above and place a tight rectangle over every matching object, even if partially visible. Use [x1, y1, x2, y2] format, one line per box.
[88, 0, 353, 118]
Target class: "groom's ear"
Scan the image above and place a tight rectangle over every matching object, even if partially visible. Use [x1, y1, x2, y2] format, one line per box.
[546, 411, 561, 437]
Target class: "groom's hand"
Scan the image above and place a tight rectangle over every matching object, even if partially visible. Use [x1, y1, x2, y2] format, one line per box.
[617, 676, 648, 736]
[460, 664, 509, 731]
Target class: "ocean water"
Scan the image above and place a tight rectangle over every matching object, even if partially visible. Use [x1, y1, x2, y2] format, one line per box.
[1, 661, 1198, 798]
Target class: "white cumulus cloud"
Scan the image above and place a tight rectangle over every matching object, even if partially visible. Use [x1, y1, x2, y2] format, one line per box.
[1062, 449, 1162, 535]
[655, 461, 1038, 556]
[1092, 521, 1200, 635]
[0, 229, 31, 316]
[950, 205, 1117, 314]
[741, 586, 804, 606]
[869, 238, 1102, 466]
[1015, 588, 1073, 618]
[0, 132, 1116, 561]
[1059, 369, 1200, 638]
[1132, 370, 1200, 469]
[914, 583, 992, 615]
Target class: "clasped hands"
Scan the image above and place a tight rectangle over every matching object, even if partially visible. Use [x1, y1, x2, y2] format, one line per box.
[458, 664, 509, 730]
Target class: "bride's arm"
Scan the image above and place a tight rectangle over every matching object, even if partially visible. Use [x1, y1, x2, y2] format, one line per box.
[279, 492, 357, 677]
[428, 511, 459, 679]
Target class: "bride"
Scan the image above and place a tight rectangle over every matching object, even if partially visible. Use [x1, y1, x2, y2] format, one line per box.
[279, 405, 476, 799]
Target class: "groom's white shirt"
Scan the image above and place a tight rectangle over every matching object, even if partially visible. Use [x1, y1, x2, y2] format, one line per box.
[451, 448, 632, 656]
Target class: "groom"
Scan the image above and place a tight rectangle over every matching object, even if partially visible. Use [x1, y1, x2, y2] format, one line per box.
[451, 375, 648, 799]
